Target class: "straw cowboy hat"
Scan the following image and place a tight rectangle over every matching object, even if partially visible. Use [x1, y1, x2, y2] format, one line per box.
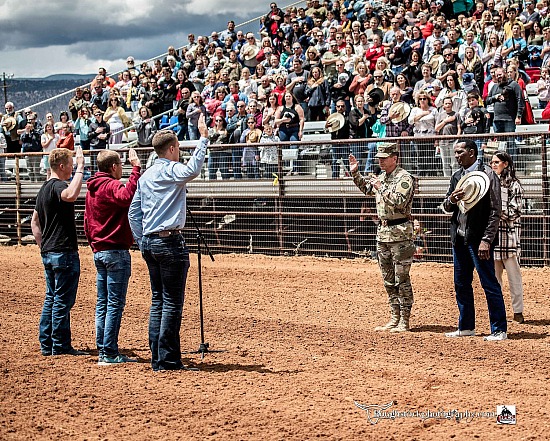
[242, 45, 260, 61]
[455, 171, 490, 214]
[325, 112, 345, 133]
[428, 54, 444, 73]
[247, 129, 261, 143]
[388, 101, 411, 124]
[1, 116, 17, 132]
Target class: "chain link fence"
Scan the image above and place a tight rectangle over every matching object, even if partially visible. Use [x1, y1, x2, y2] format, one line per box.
[1, 131, 548, 265]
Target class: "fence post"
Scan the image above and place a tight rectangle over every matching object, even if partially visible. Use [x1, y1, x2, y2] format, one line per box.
[542, 134, 550, 266]
[15, 156, 22, 246]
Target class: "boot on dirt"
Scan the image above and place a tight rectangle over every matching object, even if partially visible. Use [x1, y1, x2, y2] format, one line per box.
[374, 305, 400, 331]
[390, 306, 411, 333]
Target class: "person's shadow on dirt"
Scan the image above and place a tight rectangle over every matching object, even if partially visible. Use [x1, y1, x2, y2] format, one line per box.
[410, 324, 456, 333]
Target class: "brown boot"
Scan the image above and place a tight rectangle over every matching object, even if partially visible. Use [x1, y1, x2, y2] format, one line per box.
[513, 313, 525, 324]
[375, 305, 401, 331]
[390, 306, 411, 332]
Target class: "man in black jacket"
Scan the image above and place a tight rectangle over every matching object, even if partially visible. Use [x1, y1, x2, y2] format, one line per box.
[20, 114, 43, 182]
[327, 100, 350, 178]
[88, 110, 111, 173]
[485, 67, 524, 165]
[442, 140, 508, 341]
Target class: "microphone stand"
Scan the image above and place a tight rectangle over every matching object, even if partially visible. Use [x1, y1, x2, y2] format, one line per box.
[186, 205, 223, 359]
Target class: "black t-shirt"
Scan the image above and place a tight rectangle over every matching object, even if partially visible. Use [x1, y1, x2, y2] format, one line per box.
[35, 179, 78, 253]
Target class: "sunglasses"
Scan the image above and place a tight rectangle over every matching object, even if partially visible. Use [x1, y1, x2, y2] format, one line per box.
[215, 118, 224, 122]
[418, 98, 428, 101]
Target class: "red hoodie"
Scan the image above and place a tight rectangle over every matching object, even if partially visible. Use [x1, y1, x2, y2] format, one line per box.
[84, 167, 140, 252]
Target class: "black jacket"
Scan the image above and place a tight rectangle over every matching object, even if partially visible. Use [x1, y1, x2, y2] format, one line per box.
[485, 79, 524, 122]
[443, 163, 501, 247]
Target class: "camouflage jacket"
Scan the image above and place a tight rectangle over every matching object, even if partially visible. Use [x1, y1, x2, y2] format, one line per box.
[352, 166, 415, 242]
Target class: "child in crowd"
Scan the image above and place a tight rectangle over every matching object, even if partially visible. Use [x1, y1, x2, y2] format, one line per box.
[260, 122, 280, 179]
[240, 116, 262, 179]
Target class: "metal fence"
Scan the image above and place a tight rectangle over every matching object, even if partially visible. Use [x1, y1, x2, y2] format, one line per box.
[1, 131, 549, 266]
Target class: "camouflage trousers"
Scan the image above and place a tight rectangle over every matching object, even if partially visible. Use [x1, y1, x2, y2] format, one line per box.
[377, 240, 415, 307]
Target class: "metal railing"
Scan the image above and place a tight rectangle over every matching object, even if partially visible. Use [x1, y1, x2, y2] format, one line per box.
[1, 131, 548, 265]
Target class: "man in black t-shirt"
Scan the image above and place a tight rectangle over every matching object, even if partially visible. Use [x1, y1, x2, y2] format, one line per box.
[31, 147, 88, 357]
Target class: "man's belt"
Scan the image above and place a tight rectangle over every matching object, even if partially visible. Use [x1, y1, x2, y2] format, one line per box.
[380, 218, 409, 227]
[150, 229, 184, 238]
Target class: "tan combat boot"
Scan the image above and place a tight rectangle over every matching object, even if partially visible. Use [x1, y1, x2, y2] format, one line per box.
[375, 305, 401, 331]
[390, 306, 411, 332]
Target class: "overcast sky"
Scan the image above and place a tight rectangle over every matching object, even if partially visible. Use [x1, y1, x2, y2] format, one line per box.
[0, 0, 285, 78]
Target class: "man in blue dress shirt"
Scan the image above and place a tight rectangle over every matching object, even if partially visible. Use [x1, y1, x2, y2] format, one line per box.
[129, 115, 209, 371]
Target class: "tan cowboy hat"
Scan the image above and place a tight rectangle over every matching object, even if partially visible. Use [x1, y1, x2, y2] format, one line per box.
[1, 116, 16, 132]
[325, 113, 345, 133]
[247, 129, 260, 143]
[455, 171, 490, 214]
[429, 54, 444, 73]
[388, 101, 411, 124]
[242, 45, 260, 61]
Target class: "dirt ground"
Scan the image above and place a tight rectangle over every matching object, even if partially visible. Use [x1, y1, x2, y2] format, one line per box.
[1, 246, 549, 440]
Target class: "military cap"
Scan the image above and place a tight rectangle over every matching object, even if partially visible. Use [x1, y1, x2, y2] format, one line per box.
[375, 143, 398, 158]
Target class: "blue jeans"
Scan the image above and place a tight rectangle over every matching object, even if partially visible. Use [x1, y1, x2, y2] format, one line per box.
[94, 249, 131, 357]
[363, 142, 378, 173]
[188, 124, 199, 141]
[141, 234, 190, 371]
[279, 126, 300, 173]
[39, 251, 80, 355]
[492, 120, 517, 164]
[177, 123, 189, 141]
[208, 151, 232, 180]
[330, 145, 350, 178]
[452, 239, 507, 333]
[231, 148, 243, 179]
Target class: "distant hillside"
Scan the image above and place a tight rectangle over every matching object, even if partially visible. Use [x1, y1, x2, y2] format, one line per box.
[42, 74, 95, 82]
[3, 77, 95, 120]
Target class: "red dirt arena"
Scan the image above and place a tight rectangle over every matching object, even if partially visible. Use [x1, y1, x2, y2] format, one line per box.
[1, 246, 549, 440]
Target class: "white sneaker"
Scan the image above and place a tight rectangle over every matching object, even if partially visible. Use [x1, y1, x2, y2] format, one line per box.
[445, 329, 475, 337]
[483, 331, 508, 341]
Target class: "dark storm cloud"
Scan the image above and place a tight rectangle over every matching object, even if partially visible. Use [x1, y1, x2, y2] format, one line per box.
[0, 2, 268, 51]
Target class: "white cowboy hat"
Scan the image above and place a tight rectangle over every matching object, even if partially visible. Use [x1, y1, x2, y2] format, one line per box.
[388, 101, 411, 124]
[242, 45, 260, 61]
[325, 113, 345, 133]
[455, 171, 490, 213]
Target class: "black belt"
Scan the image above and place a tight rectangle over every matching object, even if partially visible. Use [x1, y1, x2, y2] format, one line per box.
[380, 218, 409, 227]
[149, 229, 184, 238]
[283, 123, 299, 129]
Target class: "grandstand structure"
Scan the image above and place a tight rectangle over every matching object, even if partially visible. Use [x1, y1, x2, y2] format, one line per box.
[0, 2, 549, 265]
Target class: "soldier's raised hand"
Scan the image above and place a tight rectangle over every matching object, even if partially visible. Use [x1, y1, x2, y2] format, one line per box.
[349, 154, 358, 173]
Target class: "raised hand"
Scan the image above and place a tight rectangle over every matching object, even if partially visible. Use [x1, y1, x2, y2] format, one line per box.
[198, 114, 209, 138]
[128, 148, 141, 168]
[349, 154, 359, 173]
[74, 146, 85, 169]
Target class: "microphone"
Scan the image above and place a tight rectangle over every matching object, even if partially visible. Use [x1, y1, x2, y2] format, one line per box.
[373, 165, 382, 176]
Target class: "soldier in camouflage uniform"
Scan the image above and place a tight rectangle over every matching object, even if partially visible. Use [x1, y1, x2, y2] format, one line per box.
[349, 143, 416, 332]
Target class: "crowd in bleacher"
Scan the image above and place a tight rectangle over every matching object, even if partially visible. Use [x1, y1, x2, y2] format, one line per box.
[2, 0, 550, 181]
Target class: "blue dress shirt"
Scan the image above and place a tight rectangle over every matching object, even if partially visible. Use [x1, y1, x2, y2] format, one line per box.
[128, 137, 208, 249]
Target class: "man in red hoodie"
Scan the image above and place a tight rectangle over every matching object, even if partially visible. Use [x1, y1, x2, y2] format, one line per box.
[84, 148, 141, 365]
